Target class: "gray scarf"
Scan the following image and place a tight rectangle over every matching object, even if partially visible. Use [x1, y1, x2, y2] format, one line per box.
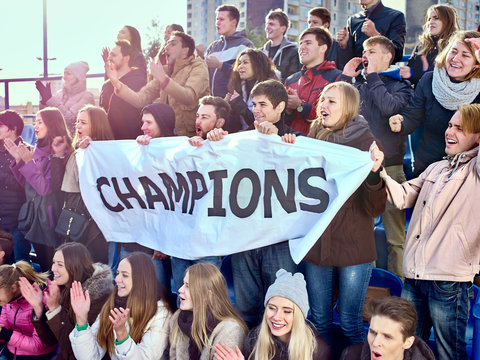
[432, 66, 480, 110]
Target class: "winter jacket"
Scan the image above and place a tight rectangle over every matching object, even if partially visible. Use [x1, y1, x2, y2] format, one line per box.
[326, 39, 341, 69]
[338, 1, 406, 68]
[285, 61, 346, 135]
[169, 311, 246, 360]
[262, 37, 301, 82]
[100, 67, 146, 140]
[70, 300, 171, 360]
[0, 295, 57, 357]
[399, 71, 480, 176]
[206, 29, 254, 97]
[244, 324, 332, 360]
[381, 145, 480, 282]
[33, 263, 114, 360]
[353, 68, 413, 166]
[305, 116, 387, 266]
[406, 38, 439, 87]
[116, 55, 210, 137]
[0, 138, 25, 230]
[10, 144, 65, 246]
[340, 337, 435, 360]
[45, 88, 95, 134]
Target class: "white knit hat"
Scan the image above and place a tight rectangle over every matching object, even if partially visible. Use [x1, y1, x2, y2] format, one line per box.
[65, 61, 89, 81]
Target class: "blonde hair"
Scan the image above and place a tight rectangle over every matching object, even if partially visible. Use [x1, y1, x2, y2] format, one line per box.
[248, 301, 317, 360]
[458, 103, 480, 134]
[418, 5, 459, 56]
[170, 263, 247, 352]
[0, 261, 48, 290]
[309, 81, 360, 141]
[436, 30, 480, 81]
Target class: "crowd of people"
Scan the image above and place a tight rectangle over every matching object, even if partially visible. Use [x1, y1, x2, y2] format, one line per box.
[1, 1, 480, 359]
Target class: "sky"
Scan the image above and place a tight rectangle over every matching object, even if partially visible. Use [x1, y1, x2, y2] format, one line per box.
[1, 0, 404, 107]
[0, 0, 187, 106]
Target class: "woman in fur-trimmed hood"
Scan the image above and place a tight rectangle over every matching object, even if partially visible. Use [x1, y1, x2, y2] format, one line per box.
[19, 242, 114, 360]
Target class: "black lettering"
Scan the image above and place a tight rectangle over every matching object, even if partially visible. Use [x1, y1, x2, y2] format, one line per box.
[229, 169, 261, 218]
[159, 173, 190, 213]
[264, 169, 296, 218]
[111, 177, 147, 209]
[138, 176, 169, 210]
[208, 170, 228, 217]
[96, 177, 124, 212]
[187, 171, 208, 214]
[298, 168, 329, 213]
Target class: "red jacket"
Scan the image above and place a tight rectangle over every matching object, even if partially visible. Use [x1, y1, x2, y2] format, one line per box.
[285, 61, 345, 134]
[0, 296, 57, 356]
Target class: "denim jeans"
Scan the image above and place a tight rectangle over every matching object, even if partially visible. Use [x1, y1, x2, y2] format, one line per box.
[232, 241, 297, 329]
[304, 261, 373, 346]
[119, 247, 172, 293]
[108, 241, 120, 275]
[402, 278, 473, 360]
[171, 256, 224, 294]
[8, 228, 30, 262]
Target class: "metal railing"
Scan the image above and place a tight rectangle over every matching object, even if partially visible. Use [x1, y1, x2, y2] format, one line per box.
[0, 73, 105, 109]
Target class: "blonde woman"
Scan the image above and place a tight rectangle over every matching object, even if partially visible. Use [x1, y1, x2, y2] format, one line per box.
[69, 252, 173, 359]
[214, 269, 332, 360]
[169, 263, 247, 360]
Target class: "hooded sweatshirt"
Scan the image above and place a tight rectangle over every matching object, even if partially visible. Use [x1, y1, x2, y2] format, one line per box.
[262, 37, 301, 82]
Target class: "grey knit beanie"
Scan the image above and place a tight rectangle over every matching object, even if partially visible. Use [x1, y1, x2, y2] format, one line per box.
[264, 269, 309, 318]
[65, 61, 89, 81]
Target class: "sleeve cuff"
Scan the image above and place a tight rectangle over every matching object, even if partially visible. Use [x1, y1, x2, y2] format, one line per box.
[46, 305, 62, 320]
[114, 334, 130, 345]
[76, 322, 89, 331]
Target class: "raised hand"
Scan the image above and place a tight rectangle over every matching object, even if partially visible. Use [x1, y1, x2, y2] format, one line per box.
[466, 38, 480, 63]
[188, 136, 204, 147]
[370, 141, 384, 172]
[77, 136, 92, 149]
[207, 128, 228, 141]
[399, 66, 411, 79]
[70, 281, 90, 327]
[343, 57, 363, 77]
[51, 136, 67, 157]
[361, 18, 380, 37]
[101, 47, 110, 64]
[136, 135, 152, 146]
[17, 143, 34, 163]
[149, 57, 168, 83]
[109, 307, 130, 341]
[4, 138, 21, 162]
[389, 114, 403, 133]
[206, 55, 222, 70]
[19, 277, 44, 318]
[213, 344, 245, 360]
[336, 27, 349, 49]
[45, 280, 62, 312]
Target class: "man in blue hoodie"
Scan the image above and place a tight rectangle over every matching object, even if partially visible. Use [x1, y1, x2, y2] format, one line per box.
[342, 35, 413, 279]
[203, 4, 254, 97]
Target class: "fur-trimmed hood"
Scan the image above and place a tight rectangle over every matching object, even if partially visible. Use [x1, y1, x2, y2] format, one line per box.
[82, 262, 114, 301]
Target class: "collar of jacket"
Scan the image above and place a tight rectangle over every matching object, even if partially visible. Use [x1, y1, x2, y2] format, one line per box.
[170, 55, 195, 76]
[221, 29, 248, 41]
[364, 0, 384, 17]
[445, 145, 479, 173]
[301, 60, 338, 77]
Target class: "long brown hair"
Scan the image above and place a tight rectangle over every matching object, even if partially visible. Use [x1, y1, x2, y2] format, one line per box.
[36, 107, 73, 152]
[418, 5, 459, 56]
[96, 252, 172, 354]
[170, 263, 247, 352]
[0, 261, 48, 290]
[228, 48, 277, 95]
[72, 105, 114, 147]
[55, 243, 95, 320]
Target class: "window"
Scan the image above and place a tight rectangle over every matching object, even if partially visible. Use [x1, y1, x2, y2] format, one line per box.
[348, 2, 351, 10]
[353, 5, 357, 12]
[334, 0, 337, 6]
[317, 0, 322, 5]
[305, 9, 309, 17]
[334, 13, 336, 21]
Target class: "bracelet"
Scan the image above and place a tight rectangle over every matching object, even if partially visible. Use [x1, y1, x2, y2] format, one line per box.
[114, 335, 130, 345]
[76, 322, 88, 331]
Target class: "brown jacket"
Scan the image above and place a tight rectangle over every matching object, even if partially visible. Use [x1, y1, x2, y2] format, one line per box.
[116, 55, 210, 136]
[305, 116, 387, 266]
[33, 263, 113, 360]
[381, 145, 480, 282]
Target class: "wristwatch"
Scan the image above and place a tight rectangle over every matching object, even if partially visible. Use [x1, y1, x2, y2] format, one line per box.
[296, 100, 306, 113]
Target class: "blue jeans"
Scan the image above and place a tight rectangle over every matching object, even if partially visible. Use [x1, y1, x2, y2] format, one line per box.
[171, 256, 224, 294]
[232, 241, 297, 328]
[8, 228, 30, 262]
[402, 278, 473, 360]
[108, 242, 120, 275]
[119, 247, 172, 292]
[305, 261, 373, 345]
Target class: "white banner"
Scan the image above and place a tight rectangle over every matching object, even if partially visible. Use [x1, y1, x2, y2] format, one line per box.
[77, 131, 373, 263]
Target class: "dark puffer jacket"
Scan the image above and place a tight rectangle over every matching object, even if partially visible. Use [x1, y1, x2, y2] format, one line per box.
[0, 138, 25, 229]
